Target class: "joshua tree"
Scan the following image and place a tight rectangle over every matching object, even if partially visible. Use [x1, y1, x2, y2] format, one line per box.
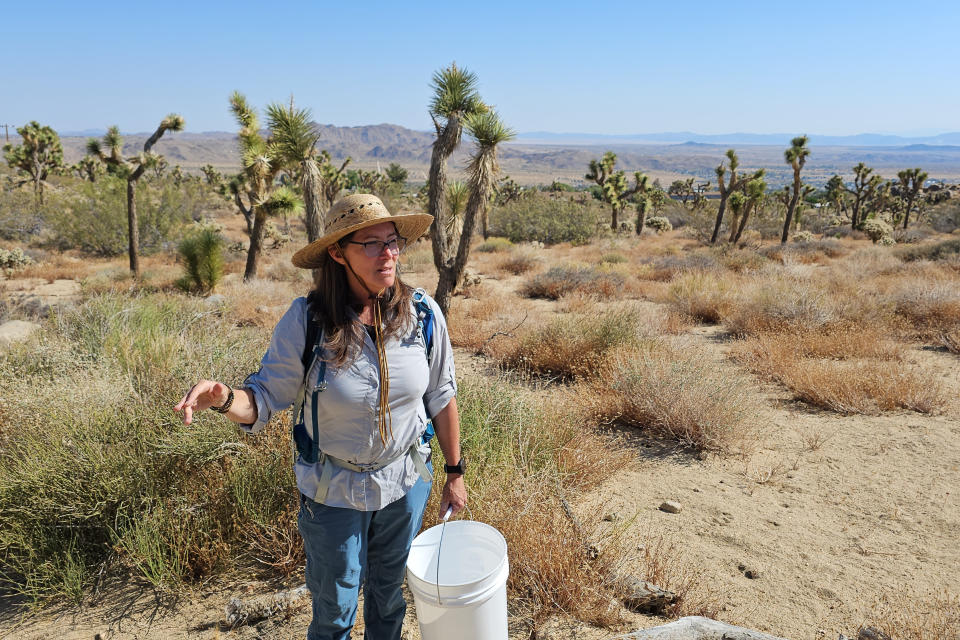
[710, 149, 763, 244]
[824, 174, 847, 220]
[426, 63, 486, 287]
[3, 121, 64, 204]
[781, 136, 810, 244]
[433, 110, 514, 313]
[668, 178, 697, 208]
[385, 162, 408, 186]
[86, 114, 184, 276]
[201, 164, 223, 188]
[585, 151, 649, 231]
[71, 155, 103, 182]
[897, 167, 928, 229]
[319, 150, 351, 209]
[635, 193, 651, 235]
[731, 174, 767, 243]
[229, 92, 303, 280]
[265, 100, 327, 242]
[844, 162, 881, 230]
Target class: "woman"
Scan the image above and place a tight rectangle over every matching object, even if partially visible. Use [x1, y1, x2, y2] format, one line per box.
[174, 194, 466, 640]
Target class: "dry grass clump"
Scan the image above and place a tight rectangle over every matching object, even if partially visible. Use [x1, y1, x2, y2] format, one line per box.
[446, 286, 531, 354]
[888, 281, 960, 341]
[723, 278, 842, 336]
[399, 241, 433, 272]
[496, 306, 644, 380]
[497, 247, 542, 275]
[895, 237, 960, 262]
[733, 333, 946, 414]
[666, 271, 737, 324]
[591, 343, 759, 453]
[427, 378, 635, 629]
[522, 264, 625, 300]
[859, 586, 959, 640]
[639, 252, 721, 281]
[220, 277, 302, 328]
[760, 239, 847, 264]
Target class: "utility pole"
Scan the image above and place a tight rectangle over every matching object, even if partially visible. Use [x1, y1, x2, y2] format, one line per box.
[2, 124, 9, 142]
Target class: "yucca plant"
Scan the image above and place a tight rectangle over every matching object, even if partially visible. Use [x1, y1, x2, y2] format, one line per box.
[731, 174, 767, 243]
[781, 135, 810, 244]
[434, 109, 515, 312]
[445, 180, 469, 239]
[897, 167, 928, 230]
[585, 151, 650, 231]
[3, 121, 63, 205]
[86, 114, 185, 276]
[427, 63, 486, 283]
[229, 92, 304, 280]
[177, 227, 225, 294]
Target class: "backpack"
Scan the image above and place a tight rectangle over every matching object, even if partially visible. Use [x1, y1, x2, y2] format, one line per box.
[291, 288, 436, 466]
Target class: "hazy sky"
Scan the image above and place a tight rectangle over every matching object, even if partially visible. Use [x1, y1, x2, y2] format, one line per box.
[3, 0, 958, 136]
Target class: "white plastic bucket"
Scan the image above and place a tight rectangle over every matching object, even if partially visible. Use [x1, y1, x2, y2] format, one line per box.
[405, 520, 509, 640]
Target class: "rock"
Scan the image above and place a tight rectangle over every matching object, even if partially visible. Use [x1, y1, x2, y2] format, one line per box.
[204, 294, 226, 307]
[858, 628, 892, 640]
[659, 501, 682, 514]
[603, 512, 622, 522]
[738, 563, 762, 579]
[0, 320, 41, 348]
[618, 574, 676, 614]
[614, 616, 789, 639]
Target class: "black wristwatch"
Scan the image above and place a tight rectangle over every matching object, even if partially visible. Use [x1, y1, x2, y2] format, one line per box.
[444, 457, 466, 475]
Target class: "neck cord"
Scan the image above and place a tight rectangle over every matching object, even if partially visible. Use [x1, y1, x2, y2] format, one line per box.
[343, 255, 393, 447]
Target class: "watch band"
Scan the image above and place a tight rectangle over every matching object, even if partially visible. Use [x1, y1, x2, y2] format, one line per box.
[444, 457, 465, 475]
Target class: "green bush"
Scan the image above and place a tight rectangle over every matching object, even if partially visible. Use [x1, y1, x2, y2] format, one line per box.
[476, 237, 514, 252]
[645, 216, 673, 233]
[0, 247, 33, 274]
[43, 176, 196, 256]
[177, 226, 225, 293]
[522, 264, 625, 299]
[792, 230, 815, 243]
[490, 195, 599, 245]
[862, 219, 893, 244]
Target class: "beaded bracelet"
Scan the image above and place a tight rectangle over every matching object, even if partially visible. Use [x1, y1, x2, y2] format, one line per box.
[210, 388, 235, 414]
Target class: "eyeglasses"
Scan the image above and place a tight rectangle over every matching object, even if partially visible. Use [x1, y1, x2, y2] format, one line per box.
[344, 236, 407, 257]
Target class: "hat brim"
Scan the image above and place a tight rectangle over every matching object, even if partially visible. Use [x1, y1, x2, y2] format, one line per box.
[291, 213, 434, 269]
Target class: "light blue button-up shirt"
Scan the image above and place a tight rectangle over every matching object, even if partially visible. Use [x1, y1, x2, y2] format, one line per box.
[239, 292, 457, 511]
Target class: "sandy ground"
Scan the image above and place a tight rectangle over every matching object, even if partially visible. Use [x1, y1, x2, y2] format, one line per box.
[1, 252, 958, 640]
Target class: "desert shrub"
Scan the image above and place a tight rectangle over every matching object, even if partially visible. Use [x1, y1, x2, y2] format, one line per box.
[0, 246, 34, 274]
[400, 241, 432, 272]
[926, 199, 960, 233]
[176, 226, 225, 294]
[645, 216, 672, 233]
[0, 187, 44, 240]
[640, 252, 720, 281]
[667, 271, 735, 323]
[522, 264, 625, 299]
[496, 306, 644, 379]
[476, 237, 513, 252]
[715, 248, 769, 273]
[426, 377, 635, 628]
[862, 219, 893, 244]
[878, 235, 896, 246]
[599, 252, 627, 264]
[43, 177, 193, 256]
[889, 282, 960, 339]
[490, 195, 598, 245]
[733, 334, 946, 414]
[723, 279, 840, 336]
[895, 237, 960, 262]
[792, 230, 815, 243]
[498, 248, 541, 275]
[592, 343, 758, 453]
[858, 586, 959, 640]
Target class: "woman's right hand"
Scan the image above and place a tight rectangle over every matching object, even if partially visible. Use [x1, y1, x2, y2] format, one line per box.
[173, 380, 230, 425]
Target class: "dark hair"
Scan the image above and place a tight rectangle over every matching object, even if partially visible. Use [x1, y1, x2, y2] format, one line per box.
[306, 234, 413, 367]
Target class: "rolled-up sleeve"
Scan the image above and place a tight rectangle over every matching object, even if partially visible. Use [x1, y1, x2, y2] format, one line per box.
[238, 297, 308, 434]
[422, 295, 457, 417]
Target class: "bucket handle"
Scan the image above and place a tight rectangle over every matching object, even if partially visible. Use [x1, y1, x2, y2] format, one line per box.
[435, 504, 474, 606]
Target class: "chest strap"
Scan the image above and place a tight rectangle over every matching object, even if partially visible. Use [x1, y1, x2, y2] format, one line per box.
[313, 441, 432, 503]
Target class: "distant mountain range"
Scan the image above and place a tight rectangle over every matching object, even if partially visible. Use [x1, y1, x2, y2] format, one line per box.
[45, 123, 960, 185]
[515, 131, 960, 147]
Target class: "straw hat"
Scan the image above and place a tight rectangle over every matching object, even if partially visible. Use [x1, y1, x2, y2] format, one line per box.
[291, 194, 434, 269]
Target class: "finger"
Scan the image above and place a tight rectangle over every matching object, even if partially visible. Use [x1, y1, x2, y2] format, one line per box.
[183, 405, 193, 425]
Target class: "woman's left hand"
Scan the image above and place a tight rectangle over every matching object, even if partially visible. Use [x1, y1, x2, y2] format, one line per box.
[439, 475, 467, 519]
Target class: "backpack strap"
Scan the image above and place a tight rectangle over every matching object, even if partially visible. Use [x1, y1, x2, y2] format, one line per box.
[293, 299, 326, 464]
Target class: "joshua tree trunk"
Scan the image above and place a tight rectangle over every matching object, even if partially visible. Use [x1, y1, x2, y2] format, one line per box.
[235, 192, 254, 235]
[610, 207, 620, 231]
[244, 210, 267, 281]
[710, 197, 728, 244]
[428, 114, 462, 270]
[781, 180, 802, 244]
[126, 179, 140, 276]
[635, 199, 650, 236]
[302, 160, 323, 242]
[434, 157, 495, 314]
[732, 201, 754, 244]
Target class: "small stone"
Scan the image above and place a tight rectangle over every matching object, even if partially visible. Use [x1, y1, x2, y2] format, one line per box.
[602, 512, 622, 522]
[659, 501, 682, 514]
[204, 294, 226, 307]
[692, 487, 701, 492]
[745, 568, 761, 579]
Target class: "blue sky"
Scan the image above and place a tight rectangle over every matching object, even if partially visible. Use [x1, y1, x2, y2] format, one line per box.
[3, 0, 957, 136]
